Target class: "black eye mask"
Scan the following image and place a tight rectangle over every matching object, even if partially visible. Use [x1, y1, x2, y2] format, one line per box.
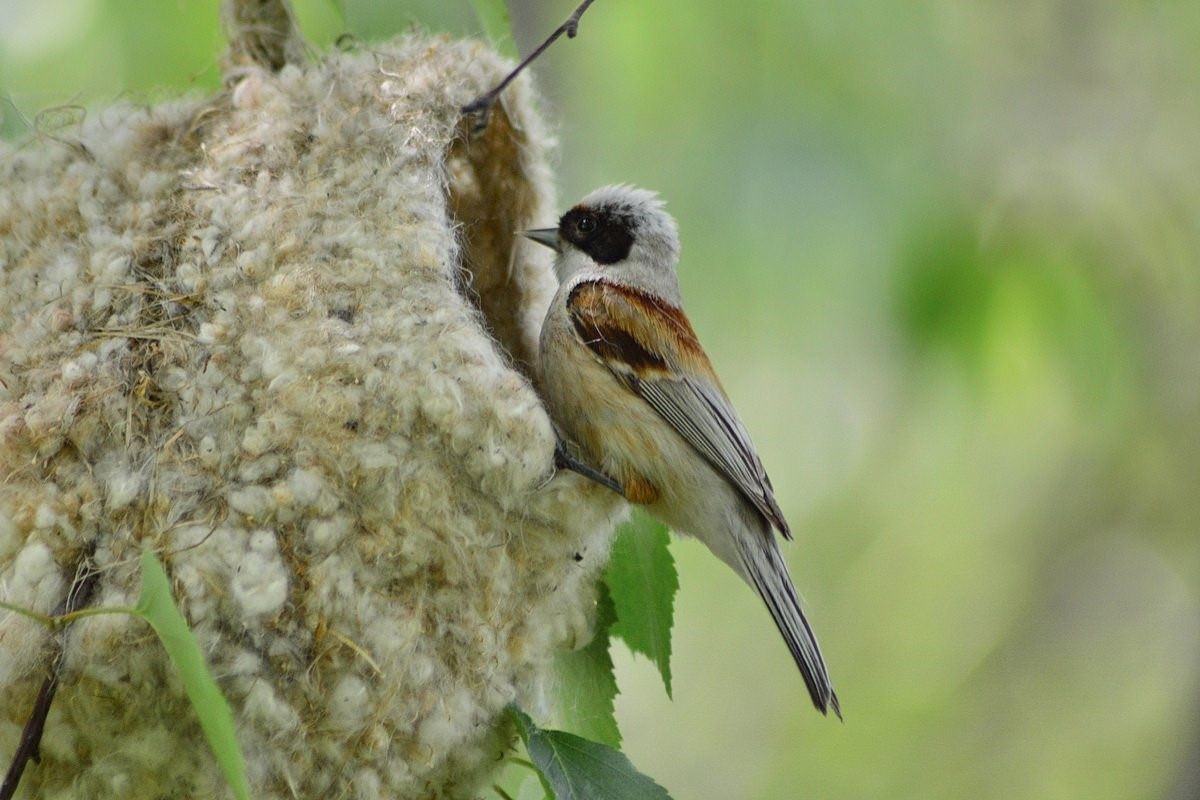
[559, 207, 635, 265]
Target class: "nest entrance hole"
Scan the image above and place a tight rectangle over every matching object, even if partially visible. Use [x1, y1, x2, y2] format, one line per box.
[445, 105, 547, 376]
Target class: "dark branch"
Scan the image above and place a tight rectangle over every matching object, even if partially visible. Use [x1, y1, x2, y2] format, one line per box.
[1, 556, 101, 800]
[462, 0, 597, 130]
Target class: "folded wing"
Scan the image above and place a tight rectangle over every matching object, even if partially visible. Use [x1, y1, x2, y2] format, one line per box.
[566, 278, 792, 539]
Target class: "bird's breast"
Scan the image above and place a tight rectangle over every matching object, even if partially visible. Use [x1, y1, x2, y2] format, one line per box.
[539, 310, 677, 503]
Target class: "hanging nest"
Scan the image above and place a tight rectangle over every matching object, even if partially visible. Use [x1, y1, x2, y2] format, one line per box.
[0, 12, 624, 800]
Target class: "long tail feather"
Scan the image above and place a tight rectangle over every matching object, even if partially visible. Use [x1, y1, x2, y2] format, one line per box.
[738, 530, 840, 718]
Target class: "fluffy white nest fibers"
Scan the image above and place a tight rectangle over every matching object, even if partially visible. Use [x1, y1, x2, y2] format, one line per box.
[0, 34, 625, 799]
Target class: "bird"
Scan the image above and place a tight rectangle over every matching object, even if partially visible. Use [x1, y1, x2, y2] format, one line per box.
[527, 185, 840, 717]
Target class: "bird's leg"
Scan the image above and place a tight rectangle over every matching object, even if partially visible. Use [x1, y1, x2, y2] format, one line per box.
[554, 438, 624, 495]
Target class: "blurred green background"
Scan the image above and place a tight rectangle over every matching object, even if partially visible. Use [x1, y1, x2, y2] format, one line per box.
[4, 1, 1199, 798]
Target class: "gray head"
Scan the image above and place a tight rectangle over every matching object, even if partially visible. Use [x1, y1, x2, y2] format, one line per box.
[525, 185, 683, 301]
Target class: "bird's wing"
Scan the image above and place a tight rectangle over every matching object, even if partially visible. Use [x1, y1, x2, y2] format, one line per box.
[566, 278, 792, 539]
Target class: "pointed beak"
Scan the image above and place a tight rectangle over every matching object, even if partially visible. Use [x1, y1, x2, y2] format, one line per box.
[522, 228, 561, 253]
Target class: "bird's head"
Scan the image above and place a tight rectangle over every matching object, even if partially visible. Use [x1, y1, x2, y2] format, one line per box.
[525, 185, 682, 297]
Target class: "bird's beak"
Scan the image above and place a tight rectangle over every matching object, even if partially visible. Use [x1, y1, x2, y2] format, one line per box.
[522, 228, 561, 253]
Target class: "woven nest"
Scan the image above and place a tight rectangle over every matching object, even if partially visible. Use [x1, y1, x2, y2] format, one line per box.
[0, 30, 624, 800]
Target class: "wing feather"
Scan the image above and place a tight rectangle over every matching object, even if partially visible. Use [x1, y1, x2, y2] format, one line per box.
[567, 279, 792, 539]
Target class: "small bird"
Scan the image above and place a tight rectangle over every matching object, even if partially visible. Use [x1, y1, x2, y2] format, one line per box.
[528, 185, 840, 717]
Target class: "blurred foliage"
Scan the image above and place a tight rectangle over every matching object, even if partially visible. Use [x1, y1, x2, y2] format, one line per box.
[3, 1, 1199, 798]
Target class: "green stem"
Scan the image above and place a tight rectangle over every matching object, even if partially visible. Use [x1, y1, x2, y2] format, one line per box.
[0, 600, 139, 631]
[53, 606, 139, 628]
[509, 757, 538, 773]
[0, 600, 55, 627]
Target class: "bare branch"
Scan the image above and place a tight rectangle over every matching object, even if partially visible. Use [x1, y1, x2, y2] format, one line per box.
[462, 0, 597, 130]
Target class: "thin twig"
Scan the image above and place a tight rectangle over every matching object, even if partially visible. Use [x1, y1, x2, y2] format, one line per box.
[462, 0, 597, 130]
[1, 557, 101, 800]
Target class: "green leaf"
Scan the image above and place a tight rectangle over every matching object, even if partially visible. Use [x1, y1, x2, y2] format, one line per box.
[509, 706, 673, 800]
[552, 584, 621, 747]
[135, 550, 250, 800]
[604, 512, 678, 698]
[469, 0, 518, 58]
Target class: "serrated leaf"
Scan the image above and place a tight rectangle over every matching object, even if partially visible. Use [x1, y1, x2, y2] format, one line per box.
[604, 512, 678, 698]
[552, 584, 620, 747]
[509, 707, 673, 800]
[135, 550, 249, 800]
[469, 0, 518, 58]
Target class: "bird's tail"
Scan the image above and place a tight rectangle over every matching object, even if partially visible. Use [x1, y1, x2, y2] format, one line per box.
[736, 528, 841, 718]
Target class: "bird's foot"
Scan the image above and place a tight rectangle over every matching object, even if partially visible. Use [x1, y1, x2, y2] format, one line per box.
[553, 439, 624, 495]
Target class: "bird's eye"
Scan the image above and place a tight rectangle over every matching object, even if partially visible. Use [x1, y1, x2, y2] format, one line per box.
[577, 215, 597, 234]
